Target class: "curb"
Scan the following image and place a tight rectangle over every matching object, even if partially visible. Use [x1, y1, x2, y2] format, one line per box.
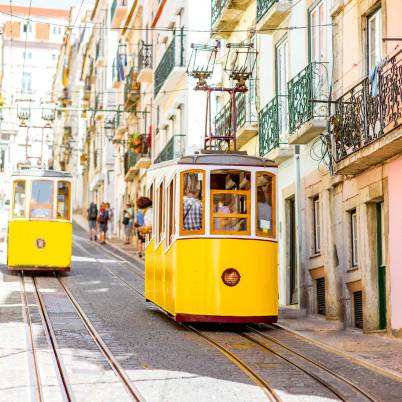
[275, 322, 402, 383]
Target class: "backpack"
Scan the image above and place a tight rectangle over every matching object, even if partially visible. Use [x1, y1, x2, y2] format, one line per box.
[89, 205, 98, 220]
[99, 210, 108, 224]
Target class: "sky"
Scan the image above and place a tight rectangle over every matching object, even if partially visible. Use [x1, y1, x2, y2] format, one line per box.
[8, 0, 94, 9]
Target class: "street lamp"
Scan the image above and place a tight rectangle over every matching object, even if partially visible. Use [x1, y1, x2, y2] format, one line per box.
[104, 119, 115, 142]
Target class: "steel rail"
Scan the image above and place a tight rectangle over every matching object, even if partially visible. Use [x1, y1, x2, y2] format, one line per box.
[30, 275, 73, 402]
[256, 324, 377, 401]
[20, 273, 43, 402]
[56, 275, 144, 402]
[185, 325, 281, 402]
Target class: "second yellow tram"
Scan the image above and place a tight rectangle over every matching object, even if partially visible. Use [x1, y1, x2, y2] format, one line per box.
[145, 153, 278, 323]
[7, 169, 73, 272]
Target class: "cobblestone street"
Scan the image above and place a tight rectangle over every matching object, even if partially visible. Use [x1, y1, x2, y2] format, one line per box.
[0, 224, 401, 401]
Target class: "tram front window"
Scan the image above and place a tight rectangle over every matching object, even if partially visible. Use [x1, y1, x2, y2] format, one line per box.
[211, 170, 250, 235]
[30, 180, 53, 219]
[181, 171, 204, 234]
[13, 181, 26, 218]
[57, 181, 70, 220]
[256, 172, 275, 237]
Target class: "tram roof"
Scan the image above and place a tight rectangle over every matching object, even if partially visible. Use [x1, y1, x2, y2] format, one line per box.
[178, 153, 277, 167]
[11, 169, 73, 178]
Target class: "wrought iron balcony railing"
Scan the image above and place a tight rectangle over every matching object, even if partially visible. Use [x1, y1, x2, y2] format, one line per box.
[138, 43, 152, 72]
[259, 95, 289, 156]
[288, 62, 329, 133]
[154, 31, 185, 97]
[154, 134, 186, 164]
[211, 0, 228, 27]
[214, 91, 258, 138]
[124, 150, 137, 175]
[331, 50, 402, 162]
[257, 0, 278, 22]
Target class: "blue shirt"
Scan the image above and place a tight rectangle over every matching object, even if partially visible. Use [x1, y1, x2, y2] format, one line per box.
[136, 210, 145, 226]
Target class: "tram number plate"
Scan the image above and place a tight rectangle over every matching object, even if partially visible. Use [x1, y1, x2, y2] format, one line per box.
[35, 238, 46, 249]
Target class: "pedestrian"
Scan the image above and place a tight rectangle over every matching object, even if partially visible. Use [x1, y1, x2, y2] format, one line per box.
[106, 202, 113, 240]
[87, 202, 98, 241]
[135, 197, 152, 258]
[123, 202, 134, 244]
[97, 202, 109, 245]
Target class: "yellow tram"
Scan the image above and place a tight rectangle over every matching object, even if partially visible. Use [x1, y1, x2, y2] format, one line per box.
[145, 153, 278, 323]
[7, 169, 73, 271]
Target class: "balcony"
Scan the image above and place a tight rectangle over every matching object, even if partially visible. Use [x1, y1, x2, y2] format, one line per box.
[211, 0, 253, 39]
[113, 105, 126, 141]
[256, 0, 292, 33]
[124, 66, 140, 111]
[259, 95, 292, 163]
[124, 139, 151, 180]
[288, 62, 329, 144]
[214, 91, 258, 148]
[154, 32, 185, 98]
[154, 134, 186, 165]
[331, 50, 402, 175]
[110, 0, 128, 29]
[137, 43, 153, 83]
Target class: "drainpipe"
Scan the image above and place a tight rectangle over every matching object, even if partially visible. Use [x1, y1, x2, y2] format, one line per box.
[295, 144, 303, 308]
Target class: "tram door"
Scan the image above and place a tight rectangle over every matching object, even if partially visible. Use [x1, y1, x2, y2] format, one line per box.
[377, 202, 387, 329]
[288, 197, 298, 305]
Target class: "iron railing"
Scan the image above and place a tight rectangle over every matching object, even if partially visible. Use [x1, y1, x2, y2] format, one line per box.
[154, 30, 185, 97]
[288, 62, 329, 133]
[124, 66, 139, 106]
[115, 105, 123, 129]
[259, 95, 289, 155]
[154, 134, 186, 164]
[257, 0, 279, 22]
[138, 43, 152, 72]
[124, 150, 137, 175]
[211, 0, 228, 27]
[214, 91, 258, 138]
[331, 50, 402, 162]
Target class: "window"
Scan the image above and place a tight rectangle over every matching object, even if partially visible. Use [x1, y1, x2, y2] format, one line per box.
[156, 182, 164, 244]
[211, 170, 250, 235]
[30, 180, 53, 219]
[309, 0, 327, 63]
[13, 181, 26, 218]
[180, 170, 204, 235]
[57, 181, 70, 220]
[367, 9, 382, 72]
[51, 53, 56, 61]
[275, 38, 289, 134]
[166, 178, 176, 247]
[23, 23, 32, 33]
[23, 51, 32, 60]
[0, 148, 5, 172]
[313, 196, 321, 253]
[22, 72, 32, 94]
[351, 210, 358, 267]
[256, 172, 275, 238]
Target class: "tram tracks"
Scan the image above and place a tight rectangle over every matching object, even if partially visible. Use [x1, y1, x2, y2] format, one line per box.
[72, 236, 379, 401]
[20, 271, 144, 402]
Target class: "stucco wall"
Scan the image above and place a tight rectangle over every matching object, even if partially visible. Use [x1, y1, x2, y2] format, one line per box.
[388, 156, 402, 332]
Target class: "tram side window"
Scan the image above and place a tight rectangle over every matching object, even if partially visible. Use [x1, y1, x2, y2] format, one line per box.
[13, 181, 26, 218]
[156, 182, 164, 244]
[210, 170, 250, 235]
[30, 180, 53, 219]
[256, 172, 275, 238]
[57, 181, 71, 220]
[181, 171, 204, 234]
[166, 178, 175, 247]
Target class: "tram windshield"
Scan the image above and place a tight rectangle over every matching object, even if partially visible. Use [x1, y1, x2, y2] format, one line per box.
[30, 180, 53, 219]
[57, 181, 70, 220]
[256, 172, 275, 237]
[13, 181, 26, 218]
[211, 170, 250, 235]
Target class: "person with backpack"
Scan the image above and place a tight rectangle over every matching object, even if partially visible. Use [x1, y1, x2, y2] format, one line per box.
[97, 202, 109, 245]
[87, 202, 98, 241]
[122, 202, 134, 244]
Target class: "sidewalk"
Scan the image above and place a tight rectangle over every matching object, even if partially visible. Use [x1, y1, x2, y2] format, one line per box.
[278, 312, 402, 382]
[73, 214, 142, 263]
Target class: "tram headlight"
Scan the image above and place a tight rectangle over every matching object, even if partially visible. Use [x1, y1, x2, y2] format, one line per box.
[221, 268, 241, 287]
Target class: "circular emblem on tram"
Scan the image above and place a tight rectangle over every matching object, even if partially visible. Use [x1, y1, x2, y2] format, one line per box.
[35, 238, 46, 249]
[221, 268, 241, 287]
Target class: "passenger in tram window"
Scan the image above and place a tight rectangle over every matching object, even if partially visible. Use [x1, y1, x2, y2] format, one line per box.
[257, 188, 272, 234]
[136, 197, 152, 258]
[183, 188, 202, 231]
